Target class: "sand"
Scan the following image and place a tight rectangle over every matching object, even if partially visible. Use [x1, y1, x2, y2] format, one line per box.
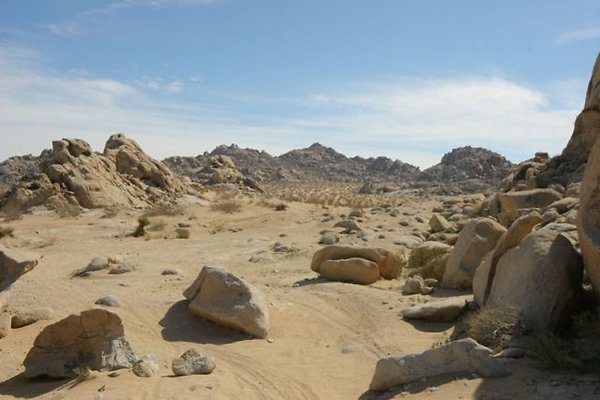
[0, 193, 598, 399]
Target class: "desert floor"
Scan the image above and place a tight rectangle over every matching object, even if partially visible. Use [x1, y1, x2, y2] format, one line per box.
[0, 191, 599, 400]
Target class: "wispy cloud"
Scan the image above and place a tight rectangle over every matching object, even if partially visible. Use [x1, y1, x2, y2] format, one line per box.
[135, 77, 186, 93]
[554, 26, 600, 45]
[45, 22, 80, 37]
[0, 43, 583, 168]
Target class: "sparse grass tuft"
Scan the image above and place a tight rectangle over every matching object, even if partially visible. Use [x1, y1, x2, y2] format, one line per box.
[0, 226, 14, 238]
[528, 334, 583, 371]
[464, 306, 520, 351]
[274, 203, 288, 211]
[211, 199, 242, 214]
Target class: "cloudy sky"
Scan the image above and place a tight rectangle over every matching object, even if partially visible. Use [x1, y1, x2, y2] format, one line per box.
[1, 0, 599, 168]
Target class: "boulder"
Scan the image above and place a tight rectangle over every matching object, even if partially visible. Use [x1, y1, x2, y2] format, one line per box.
[23, 309, 136, 378]
[401, 298, 468, 322]
[402, 276, 425, 295]
[578, 135, 600, 297]
[442, 218, 505, 289]
[483, 229, 583, 332]
[473, 211, 542, 305]
[369, 338, 510, 391]
[172, 349, 216, 376]
[318, 258, 380, 285]
[429, 214, 451, 232]
[0, 312, 10, 339]
[311, 245, 403, 280]
[132, 354, 159, 378]
[0, 244, 39, 291]
[498, 189, 562, 215]
[407, 241, 452, 270]
[183, 266, 270, 338]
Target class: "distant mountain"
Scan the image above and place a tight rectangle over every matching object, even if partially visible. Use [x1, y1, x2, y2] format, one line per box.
[418, 146, 514, 182]
[164, 143, 514, 188]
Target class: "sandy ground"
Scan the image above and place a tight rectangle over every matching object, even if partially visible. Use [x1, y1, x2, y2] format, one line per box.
[0, 192, 599, 400]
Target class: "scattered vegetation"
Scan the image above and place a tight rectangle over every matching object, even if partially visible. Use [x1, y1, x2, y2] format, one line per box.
[148, 219, 167, 231]
[0, 225, 14, 238]
[54, 202, 82, 218]
[464, 306, 521, 351]
[211, 199, 242, 214]
[143, 203, 185, 217]
[133, 216, 151, 237]
[274, 203, 288, 211]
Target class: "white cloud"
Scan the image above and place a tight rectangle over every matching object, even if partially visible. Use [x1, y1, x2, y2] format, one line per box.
[46, 22, 80, 37]
[0, 43, 584, 169]
[554, 26, 600, 45]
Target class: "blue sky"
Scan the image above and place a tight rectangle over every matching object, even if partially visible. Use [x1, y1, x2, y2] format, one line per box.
[1, 0, 599, 168]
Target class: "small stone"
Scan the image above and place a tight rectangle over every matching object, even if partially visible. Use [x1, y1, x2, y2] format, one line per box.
[109, 264, 133, 275]
[95, 295, 121, 307]
[133, 354, 159, 377]
[11, 307, 54, 328]
[402, 276, 425, 295]
[272, 242, 299, 253]
[85, 257, 109, 272]
[172, 349, 216, 376]
[162, 268, 181, 276]
[108, 372, 120, 378]
[319, 232, 339, 245]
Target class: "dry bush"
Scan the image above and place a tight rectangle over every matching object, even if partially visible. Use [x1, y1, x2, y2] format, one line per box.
[211, 199, 242, 214]
[464, 306, 521, 351]
[0, 226, 14, 238]
[148, 219, 167, 231]
[528, 334, 583, 371]
[420, 253, 450, 280]
[54, 202, 82, 218]
[133, 216, 151, 237]
[143, 203, 185, 217]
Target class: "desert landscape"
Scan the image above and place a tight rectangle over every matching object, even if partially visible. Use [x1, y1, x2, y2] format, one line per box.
[0, 52, 599, 400]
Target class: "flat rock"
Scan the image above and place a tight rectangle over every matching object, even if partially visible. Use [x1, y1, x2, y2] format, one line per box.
[369, 338, 510, 391]
[95, 295, 121, 307]
[401, 298, 468, 322]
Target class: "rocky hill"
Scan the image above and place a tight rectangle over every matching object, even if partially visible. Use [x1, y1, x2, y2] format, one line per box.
[164, 143, 514, 192]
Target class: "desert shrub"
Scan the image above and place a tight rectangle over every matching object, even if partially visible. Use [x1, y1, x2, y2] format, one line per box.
[420, 252, 450, 280]
[407, 246, 451, 270]
[274, 203, 288, 211]
[0, 226, 14, 238]
[133, 216, 151, 237]
[211, 199, 242, 214]
[528, 334, 583, 370]
[464, 306, 520, 351]
[148, 219, 167, 231]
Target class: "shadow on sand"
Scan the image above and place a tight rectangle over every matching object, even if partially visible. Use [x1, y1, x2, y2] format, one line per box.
[0, 374, 71, 399]
[159, 300, 253, 345]
[358, 371, 475, 399]
[292, 276, 333, 287]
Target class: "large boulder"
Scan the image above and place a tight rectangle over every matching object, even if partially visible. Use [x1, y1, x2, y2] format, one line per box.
[311, 245, 403, 280]
[0, 245, 39, 291]
[183, 266, 270, 338]
[442, 218, 505, 289]
[369, 338, 509, 391]
[578, 135, 600, 297]
[497, 189, 562, 226]
[478, 227, 582, 332]
[23, 309, 136, 378]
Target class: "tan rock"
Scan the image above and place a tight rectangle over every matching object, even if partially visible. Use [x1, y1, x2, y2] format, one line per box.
[402, 276, 425, 295]
[319, 258, 380, 285]
[183, 266, 270, 338]
[442, 218, 505, 289]
[0, 312, 10, 339]
[11, 307, 54, 328]
[401, 298, 467, 322]
[497, 189, 562, 214]
[311, 245, 403, 280]
[0, 244, 39, 291]
[485, 229, 582, 332]
[369, 338, 509, 391]
[429, 214, 451, 233]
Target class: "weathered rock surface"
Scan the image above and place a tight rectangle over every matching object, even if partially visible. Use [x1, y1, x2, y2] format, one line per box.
[172, 349, 216, 376]
[478, 228, 583, 332]
[1, 134, 190, 215]
[401, 298, 468, 322]
[311, 245, 403, 281]
[429, 214, 451, 233]
[442, 218, 505, 289]
[578, 132, 600, 297]
[369, 338, 510, 391]
[23, 309, 136, 378]
[0, 244, 39, 291]
[183, 266, 270, 338]
[402, 276, 425, 295]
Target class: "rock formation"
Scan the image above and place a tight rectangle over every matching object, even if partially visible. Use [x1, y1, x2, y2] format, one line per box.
[183, 266, 270, 338]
